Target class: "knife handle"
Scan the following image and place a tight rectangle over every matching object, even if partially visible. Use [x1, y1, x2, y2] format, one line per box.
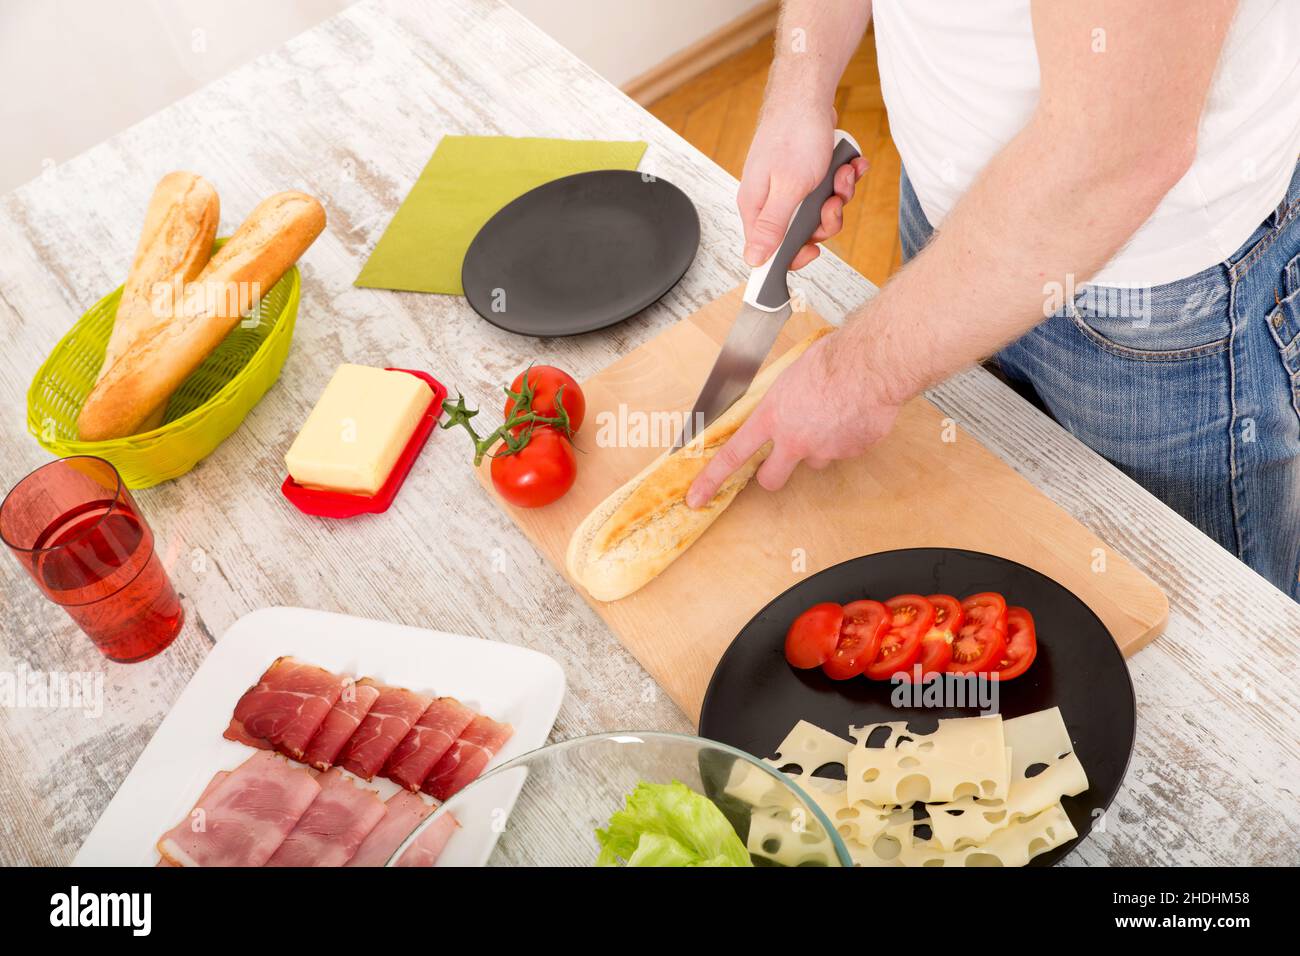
[743, 129, 862, 312]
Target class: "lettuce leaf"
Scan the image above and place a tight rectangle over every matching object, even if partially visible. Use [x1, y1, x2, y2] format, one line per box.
[595, 781, 752, 867]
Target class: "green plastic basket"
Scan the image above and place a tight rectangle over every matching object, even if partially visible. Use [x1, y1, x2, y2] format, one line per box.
[26, 238, 299, 488]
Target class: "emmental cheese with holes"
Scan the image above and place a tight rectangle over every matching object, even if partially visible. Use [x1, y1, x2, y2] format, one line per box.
[761, 708, 1089, 866]
[899, 802, 1078, 867]
[926, 707, 1089, 850]
[847, 716, 1010, 806]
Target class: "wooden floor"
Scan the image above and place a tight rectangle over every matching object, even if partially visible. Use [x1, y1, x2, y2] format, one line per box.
[648, 25, 904, 287]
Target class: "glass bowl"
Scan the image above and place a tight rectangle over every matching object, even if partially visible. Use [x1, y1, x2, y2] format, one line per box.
[390, 731, 852, 867]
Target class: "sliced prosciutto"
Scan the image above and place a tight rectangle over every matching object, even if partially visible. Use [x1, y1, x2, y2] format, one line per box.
[187, 771, 231, 809]
[393, 811, 459, 867]
[383, 696, 475, 791]
[223, 723, 272, 751]
[421, 714, 514, 801]
[264, 769, 386, 867]
[346, 790, 435, 867]
[156, 751, 320, 867]
[338, 685, 432, 780]
[302, 678, 381, 771]
[157, 772, 230, 866]
[225, 657, 346, 760]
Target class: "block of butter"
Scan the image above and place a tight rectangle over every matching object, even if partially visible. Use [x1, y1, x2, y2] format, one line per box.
[285, 364, 431, 496]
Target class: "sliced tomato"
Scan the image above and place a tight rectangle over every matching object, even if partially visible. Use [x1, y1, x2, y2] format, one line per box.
[823, 600, 889, 680]
[928, 594, 964, 634]
[994, 606, 1038, 680]
[899, 636, 953, 682]
[863, 594, 935, 680]
[784, 603, 844, 670]
[898, 594, 963, 681]
[947, 592, 1008, 676]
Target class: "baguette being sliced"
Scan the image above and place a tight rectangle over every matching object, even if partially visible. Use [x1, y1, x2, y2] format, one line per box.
[566, 326, 831, 602]
[77, 190, 326, 441]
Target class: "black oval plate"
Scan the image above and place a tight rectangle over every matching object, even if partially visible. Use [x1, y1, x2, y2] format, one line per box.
[698, 548, 1136, 867]
[461, 170, 700, 337]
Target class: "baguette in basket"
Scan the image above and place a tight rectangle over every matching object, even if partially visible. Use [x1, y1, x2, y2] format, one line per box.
[96, 171, 220, 435]
[78, 191, 325, 441]
[566, 327, 831, 602]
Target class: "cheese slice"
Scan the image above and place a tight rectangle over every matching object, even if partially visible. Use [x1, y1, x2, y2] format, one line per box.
[285, 364, 430, 495]
[793, 777, 903, 845]
[843, 815, 918, 867]
[731, 759, 900, 850]
[746, 805, 843, 867]
[797, 776, 849, 818]
[845, 840, 899, 867]
[762, 708, 1088, 867]
[764, 719, 854, 776]
[928, 708, 1089, 850]
[1004, 706, 1077, 779]
[722, 759, 790, 808]
[762, 721, 908, 844]
[899, 802, 1078, 867]
[846, 716, 1010, 806]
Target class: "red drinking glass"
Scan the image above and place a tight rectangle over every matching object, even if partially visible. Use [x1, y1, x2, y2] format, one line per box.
[1, 456, 183, 662]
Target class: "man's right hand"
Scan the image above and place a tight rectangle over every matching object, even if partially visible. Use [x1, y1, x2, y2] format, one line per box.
[739, 104, 868, 270]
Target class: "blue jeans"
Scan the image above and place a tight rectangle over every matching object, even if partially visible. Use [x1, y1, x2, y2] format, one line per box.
[899, 164, 1300, 602]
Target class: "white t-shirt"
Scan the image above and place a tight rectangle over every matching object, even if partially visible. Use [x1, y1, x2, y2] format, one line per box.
[872, 0, 1300, 286]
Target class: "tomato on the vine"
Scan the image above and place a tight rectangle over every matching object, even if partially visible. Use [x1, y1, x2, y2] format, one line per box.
[444, 365, 585, 510]
[489, 425, 576, 508]
[505, 366, 586, 433]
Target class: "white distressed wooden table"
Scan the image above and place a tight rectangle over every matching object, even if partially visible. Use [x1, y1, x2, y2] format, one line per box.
[1, 0, 1296, 866]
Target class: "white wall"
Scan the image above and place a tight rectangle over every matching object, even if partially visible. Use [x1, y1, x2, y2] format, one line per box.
[0, 0, 354, 194]
[0, 0, 763, 195]
[509, 0, 766, 87]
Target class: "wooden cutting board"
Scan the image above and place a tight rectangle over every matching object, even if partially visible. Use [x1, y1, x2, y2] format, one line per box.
[479, 288, 1168, 722]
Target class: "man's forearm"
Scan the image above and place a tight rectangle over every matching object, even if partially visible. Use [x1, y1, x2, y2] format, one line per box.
[832, 116, 1191, 405]
[687, 0, 1237, 505]
[832, 0, 1234, 405]
[765, 0, 872, 113]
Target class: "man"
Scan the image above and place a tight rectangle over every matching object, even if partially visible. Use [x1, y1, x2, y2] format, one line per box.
[686, 0, 1300, 602]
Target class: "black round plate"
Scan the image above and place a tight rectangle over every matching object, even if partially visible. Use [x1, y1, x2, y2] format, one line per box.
[698, 548, 1136, 867]
[461, 170, 700, 337]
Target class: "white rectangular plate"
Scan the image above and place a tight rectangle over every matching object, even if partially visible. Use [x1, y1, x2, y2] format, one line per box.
[74, 607, 566, 866]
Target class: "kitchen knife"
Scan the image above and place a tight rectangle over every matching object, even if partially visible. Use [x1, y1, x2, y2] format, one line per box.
[674, 129, 862, 448]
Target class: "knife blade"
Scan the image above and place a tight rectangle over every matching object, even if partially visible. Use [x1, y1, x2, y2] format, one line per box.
[674, 130, 862, 448]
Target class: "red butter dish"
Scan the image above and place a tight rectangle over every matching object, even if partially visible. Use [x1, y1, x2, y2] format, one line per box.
[280, 368, 448, 518]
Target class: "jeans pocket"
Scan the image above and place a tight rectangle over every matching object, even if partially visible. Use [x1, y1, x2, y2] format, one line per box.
[1063, 271, 1232, 361]
[1265, 252, 1300, 379]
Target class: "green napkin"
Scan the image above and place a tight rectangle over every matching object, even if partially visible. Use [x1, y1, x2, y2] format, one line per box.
[355, 135, 648, 295]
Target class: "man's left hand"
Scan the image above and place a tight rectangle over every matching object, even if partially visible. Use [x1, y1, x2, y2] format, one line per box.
[685, 331, 902, 508]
